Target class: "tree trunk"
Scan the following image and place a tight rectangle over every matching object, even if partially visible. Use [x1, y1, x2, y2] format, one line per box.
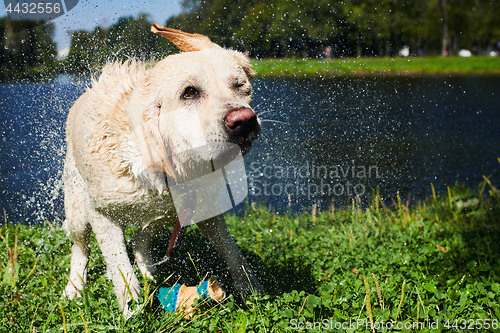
[452, 15, 462, 55]
[485, 32, 493, 54]
[301, 45, 308, 59]
[356, 39, 362, 58]
[441, 0, 449, 55]
[411, 38, 418, 56]
[485, 17, 494, 54]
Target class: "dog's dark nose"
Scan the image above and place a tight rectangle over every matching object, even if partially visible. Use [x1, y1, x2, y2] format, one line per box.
[224, 107, 258, 137]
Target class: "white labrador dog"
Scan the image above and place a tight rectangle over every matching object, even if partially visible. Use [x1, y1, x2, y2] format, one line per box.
[63, 24, 262, 316]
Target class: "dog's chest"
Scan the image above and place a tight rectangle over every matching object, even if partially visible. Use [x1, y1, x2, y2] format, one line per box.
[96, 188, 178, 227]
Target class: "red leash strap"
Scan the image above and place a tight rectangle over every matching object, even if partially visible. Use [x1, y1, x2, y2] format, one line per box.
[166, 218, 187, 256]
[165, 179, 196, 257]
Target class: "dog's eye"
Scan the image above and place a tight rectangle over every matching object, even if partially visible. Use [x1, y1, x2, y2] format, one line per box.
[234, 82, 245, 89]
[183, 86, 199, 99]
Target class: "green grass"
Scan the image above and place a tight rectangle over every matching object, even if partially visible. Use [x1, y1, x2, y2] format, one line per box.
[252, 56, 500, 78]
[1, 174, 500, 332]
[3, 56, 499, 82]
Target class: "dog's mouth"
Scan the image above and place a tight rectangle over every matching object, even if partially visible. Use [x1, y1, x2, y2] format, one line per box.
[225, 137, 254, 155]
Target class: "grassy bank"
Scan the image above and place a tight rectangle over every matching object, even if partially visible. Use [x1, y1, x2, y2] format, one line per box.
[2, 56, 499, 82]
[1, 176, 499, 332]
[252, 56, 500, 78]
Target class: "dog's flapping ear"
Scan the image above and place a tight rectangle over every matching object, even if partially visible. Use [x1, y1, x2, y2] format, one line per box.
[151, 23, 255, 79]
[128, 91, 177, 183]
[151, 23, 217, 52]
[138, 116, 177, 180]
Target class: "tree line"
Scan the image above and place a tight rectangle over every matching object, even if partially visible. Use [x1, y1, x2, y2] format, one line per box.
[63, 14, 177, 73]
[168, 0, 499, 58]
[1, 0, 499, 79]
[0, 17, 57, 80]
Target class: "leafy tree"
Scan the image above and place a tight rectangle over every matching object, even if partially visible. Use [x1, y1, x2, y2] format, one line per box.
[65, 14, 179, 73]
[477, 0, 500, 54]
[454, 0, 500, 54]
[66, 30, 94, 73]
[105, 14, 157, 60]
[0, 17, 57, 80]
[164, 0, 499, 57]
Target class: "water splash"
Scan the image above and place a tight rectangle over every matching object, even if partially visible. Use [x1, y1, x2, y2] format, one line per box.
[0, 74, 88, 224]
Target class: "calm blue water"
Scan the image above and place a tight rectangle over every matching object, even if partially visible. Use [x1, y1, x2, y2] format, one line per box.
[1, 74, 499, 223]
[249, 75, 500, 211]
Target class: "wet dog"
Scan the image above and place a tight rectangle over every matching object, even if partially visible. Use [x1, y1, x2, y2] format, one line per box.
[63, 24, 262, 317]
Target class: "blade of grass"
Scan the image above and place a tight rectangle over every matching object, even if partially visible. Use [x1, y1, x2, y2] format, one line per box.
[414, 286, 427, 321]
[29, 304, 39, 333]
[187, 252, 202, 282]
[119, 267, 134, 301]
[21, 257, 39, 285]
[363, 276, 375, 333]
[395, 279, 406, 321]
[242, 265, 267, 333]
[59, 302, 67, 333]
[78, 307, 90, 333]
[298, 296, 308, 317]
[372, 273, 383, 310]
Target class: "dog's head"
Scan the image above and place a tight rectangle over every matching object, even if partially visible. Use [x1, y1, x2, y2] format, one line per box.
[133, 24, 260, 178]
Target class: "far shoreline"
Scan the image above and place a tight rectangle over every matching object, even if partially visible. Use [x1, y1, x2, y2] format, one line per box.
[1, 56, 499, 83]
[252, 56, 500, 78]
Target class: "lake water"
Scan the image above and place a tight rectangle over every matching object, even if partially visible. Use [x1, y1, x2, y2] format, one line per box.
[1, 74, 499, 223]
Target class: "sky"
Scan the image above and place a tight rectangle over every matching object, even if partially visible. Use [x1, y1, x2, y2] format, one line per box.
[1, 0, 184, 52]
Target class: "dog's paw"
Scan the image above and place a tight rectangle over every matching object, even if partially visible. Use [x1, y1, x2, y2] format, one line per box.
[63, 283, 81, 300]
[122, 306, 139, 320]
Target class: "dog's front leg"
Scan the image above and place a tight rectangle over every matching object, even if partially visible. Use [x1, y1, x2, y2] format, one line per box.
[134, 216, 168, 280]
[89, 211, 141, 317]
[197, 215, 263, 297]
